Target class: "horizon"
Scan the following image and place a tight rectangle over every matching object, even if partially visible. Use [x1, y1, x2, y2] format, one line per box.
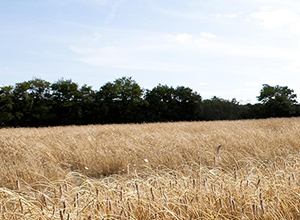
[1, 0, 299, 104]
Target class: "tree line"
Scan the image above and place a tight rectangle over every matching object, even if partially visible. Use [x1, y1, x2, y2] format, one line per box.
[0, 77, 299, 127]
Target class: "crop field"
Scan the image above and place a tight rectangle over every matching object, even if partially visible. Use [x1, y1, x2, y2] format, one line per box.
[1, 118, 300, 219]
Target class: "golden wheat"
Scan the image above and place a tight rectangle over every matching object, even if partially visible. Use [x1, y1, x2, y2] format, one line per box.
[1, 118, 300, 219]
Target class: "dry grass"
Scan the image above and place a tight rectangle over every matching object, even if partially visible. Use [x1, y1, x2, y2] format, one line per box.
[1, 118, 300, 219]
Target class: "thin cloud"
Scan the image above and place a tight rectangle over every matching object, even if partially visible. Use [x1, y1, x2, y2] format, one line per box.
[211, 13, 239, 18]
[76, 0, 107, 5]
[168, 33, 298, 61]
[70, 44, 207, 72]
[147, 1, 203, 19]
[49, 0, 108, 5]
[105, 0, 125, 24]
[245, 82, 260, 87]
[259, 6, 272, 11]
[175, 33, 193, 43]
[225, 14, 238, 18]
[158, 8, 202, 19]
[200, 32, 217, 39]
[249, 7, 300, 72]
[70, 29, 300, 74]
[250, 9, 300, 29]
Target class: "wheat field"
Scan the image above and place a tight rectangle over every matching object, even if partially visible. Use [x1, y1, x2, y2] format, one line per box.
[1, 118, 300, 219]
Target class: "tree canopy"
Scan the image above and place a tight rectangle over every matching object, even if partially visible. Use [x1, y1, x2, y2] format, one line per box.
[257, 84, 298, 117]
[0, 77, 299, 127]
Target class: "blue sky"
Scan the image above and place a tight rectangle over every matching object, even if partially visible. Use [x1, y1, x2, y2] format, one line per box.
[1, 0, 299, 103]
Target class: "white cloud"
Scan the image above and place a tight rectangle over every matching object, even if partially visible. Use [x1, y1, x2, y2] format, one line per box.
[175, 33, 193, 43]
[225, 13, 238, 18]
[211, 13, 239, 18]
[168, 33, 298, 62]
[233, 87, 261, 104]
[290, 20, 300, 35]
[200, 32, 217, 39]
[259, 6, 272, 12]
[250, 9, 300, 29]
[166, 10, 202, 19]
[146, 2, 200, 19]
[283, 58, 300, 72]
[70, 44, 206, 72]
[70, 29, 300, 75]
[245, 82, 260, 87]
[249, 7, 300, 73]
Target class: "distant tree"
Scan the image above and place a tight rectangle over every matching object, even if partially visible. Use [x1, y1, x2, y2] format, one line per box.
[12, 81, 33, 126]
[97, 77, 147, 123]
[51, 79, 80, 102]
[4, 77, 300, 127]
[27, 78, 51, 100]
[78, 84, 98, 124]
[201, 97, 241, 120]
[0, 85, 14, 126]
[50, 79, 82, 125]
[145, 84, 202, 122]
[9, 78, 53, 126]
[144, 84, 175, 122]
[172, 86, 202, 121]
[27, 78, 52, 126]
[257, 84, 297, 117]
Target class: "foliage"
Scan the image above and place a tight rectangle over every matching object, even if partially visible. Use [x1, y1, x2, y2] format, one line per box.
[0, 78, 299, 127]
[0, 85, 14, 125]
[50, 79, 82, 125]
[145, 84, 202, 122]
[201, 97, 241, 120]
[144, 84, 176, 121]
[97, 77, 148, 123]
[257, 84, 298, 117]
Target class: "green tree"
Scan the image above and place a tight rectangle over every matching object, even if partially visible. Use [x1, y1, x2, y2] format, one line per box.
[78, 84, 99, 124]
[145, 84, 202, 122]
[173, 86, 202, 121]
[201, 97, 241, 120]
[98, 77, 144, 102]
[0, 85, 15, 126]
[257, 84, 297, 117]
[50, 79, 82, 125]
[51, 79, 80, 102]
[27, 78, 51, 100]
[27, 78, 52, 126]
[144, 84, 175, 122]
[12, 81, 33, 126]
[9, 78, 52, 126]
[97, 77, 147, 123]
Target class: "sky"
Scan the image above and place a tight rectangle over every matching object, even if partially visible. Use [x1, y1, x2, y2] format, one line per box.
[0, 0, 299, 103]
